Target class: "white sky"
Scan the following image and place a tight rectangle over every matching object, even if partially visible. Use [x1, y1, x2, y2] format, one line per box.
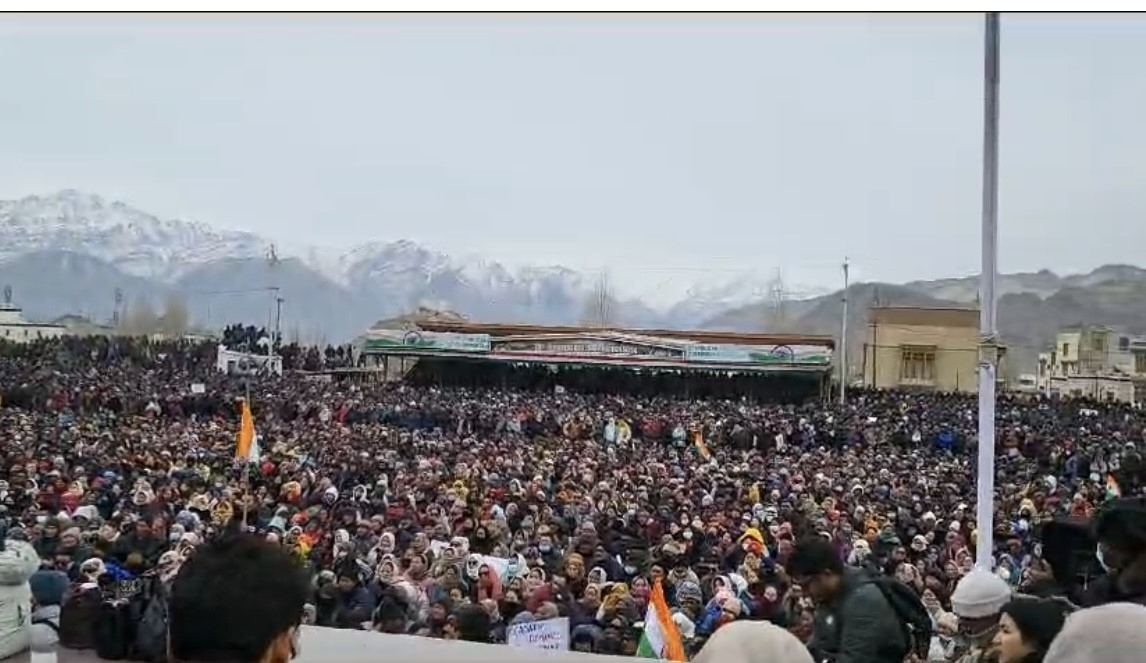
[0, 14, 1142, 302]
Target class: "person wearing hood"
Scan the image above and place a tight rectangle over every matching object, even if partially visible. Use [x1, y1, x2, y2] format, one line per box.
[0, 529, 42, 659]
[1043, 602, 1146, 663]
[32, 518, 62, 559]
[28, 570, 67, 650]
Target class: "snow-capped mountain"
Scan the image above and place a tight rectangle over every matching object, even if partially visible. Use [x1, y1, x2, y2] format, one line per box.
[0, 190, 668, 338]
[0, 190, 270, 281]
[0, 191, 596, 303]
[6, 190, 1146, 366]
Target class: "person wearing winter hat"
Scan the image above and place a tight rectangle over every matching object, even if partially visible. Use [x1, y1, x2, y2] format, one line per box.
[1043, 602, 1146, 663]
[991, 597, 1072, 663]
[28, 570, 67, 650]
[950, 568, 1013, 663]
[692, 619, 814, 663]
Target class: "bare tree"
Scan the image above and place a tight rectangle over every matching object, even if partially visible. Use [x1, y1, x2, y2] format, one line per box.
[580, 271, 615, 327]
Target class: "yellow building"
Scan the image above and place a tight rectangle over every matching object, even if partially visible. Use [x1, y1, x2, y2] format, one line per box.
[861, 306, 990, 393]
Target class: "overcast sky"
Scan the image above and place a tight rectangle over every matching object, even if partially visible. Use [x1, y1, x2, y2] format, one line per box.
[0, 13, 1142, 302]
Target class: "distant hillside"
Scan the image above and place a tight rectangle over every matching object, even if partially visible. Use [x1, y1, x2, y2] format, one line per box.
[705, 272, 1146, 374]
[6, 191, 1146, 356]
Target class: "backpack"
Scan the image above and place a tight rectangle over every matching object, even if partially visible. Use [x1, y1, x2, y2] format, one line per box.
[32, 618, 60, 634]
[93, 600, 136, 661]
[133, 578, 170, 662]
[867, 577, 934, 662]
[58, 582, 104, 649]
[93, 577, 149, 661]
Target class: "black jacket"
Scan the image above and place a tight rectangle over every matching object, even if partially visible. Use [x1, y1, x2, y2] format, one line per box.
[807, 568, 907, 663]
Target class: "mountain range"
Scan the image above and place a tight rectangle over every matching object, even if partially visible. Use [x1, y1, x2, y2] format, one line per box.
[3, 190, 1145, 371]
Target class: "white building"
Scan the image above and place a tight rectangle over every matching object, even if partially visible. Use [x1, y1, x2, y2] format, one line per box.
[0, 303, 66, 343]
[215, 345, 283, 376]
[1037, 326, 1142, 402]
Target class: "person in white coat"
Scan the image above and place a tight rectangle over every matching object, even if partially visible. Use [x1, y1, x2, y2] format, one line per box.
[0, 530, 44, 658]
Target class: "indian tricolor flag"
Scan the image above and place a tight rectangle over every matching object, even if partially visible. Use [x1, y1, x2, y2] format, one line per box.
[1106, 474, 1122, 501]
[236, 399, 261, 464]
[636, 580, 686, 661]
[693, 431, 712, 462]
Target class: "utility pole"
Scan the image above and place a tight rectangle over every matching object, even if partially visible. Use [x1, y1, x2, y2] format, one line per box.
[975, 11, 1002, 570]
[266, 244, 280, 356]
[839, 257, 850, 406]
[113, 287, 124, 327]
[274, 294, 284, 352]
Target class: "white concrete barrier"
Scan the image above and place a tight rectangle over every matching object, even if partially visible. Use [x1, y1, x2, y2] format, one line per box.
[34, 626, 633, 663]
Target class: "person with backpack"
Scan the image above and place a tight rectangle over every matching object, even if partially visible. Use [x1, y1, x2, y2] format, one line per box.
[28, 570, 67, 650]
[788, 537, 931, 663]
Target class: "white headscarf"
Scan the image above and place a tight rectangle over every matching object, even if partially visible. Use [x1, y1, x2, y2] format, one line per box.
[1044, 602, 1146, 663]
[693, 620, 814, 663]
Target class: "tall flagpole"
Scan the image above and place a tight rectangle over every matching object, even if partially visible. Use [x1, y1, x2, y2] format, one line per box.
[975, 11, 1002, 570]
[242, 381, 252, 529]
[839, 257, 850, 406]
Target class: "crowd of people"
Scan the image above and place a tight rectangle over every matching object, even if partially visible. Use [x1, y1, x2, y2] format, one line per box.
[1, 334, 1145, 662]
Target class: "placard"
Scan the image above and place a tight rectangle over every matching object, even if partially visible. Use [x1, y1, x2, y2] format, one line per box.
[506, 617, 569, 651]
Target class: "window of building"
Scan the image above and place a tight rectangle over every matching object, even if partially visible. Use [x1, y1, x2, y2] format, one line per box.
[900, 348, 936, 383]
[1121, 336, 1131, 352]
[1062, 342, 1070, 356]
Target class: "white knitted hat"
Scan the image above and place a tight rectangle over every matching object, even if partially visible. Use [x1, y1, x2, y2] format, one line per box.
[1045, 603, 1146, 663]
[951, 567, 1012, 619]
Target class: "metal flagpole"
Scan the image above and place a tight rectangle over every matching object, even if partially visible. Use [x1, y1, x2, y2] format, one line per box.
[975, 11, 1002, 570]
[839, 258, 850, 406]
[241, 381, 252, 529]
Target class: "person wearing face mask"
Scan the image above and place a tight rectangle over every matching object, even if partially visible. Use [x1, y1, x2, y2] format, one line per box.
[1083, 497, 1146, 607]
[169, 535, 308, 663]
[536, 528, 561, 572]
[949, 569, 1013, 663]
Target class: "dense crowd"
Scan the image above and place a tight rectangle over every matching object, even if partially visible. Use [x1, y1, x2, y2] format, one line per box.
[1, 334, 1144, 662]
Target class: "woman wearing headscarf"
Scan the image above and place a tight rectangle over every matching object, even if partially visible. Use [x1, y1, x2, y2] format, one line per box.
[692, 619, 814, 663]
[1043, 602, 1146, 663]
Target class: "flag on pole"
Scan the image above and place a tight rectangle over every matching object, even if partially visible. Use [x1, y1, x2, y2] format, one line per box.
[636, 580, 686, 661]
[693, 431, 711, 462]
[1106, 474, 1122, 501]
[236, 400, 261, 464]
